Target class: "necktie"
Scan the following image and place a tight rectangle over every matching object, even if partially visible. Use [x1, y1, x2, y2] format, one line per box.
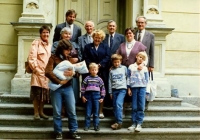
[138, 31, 141, 42]
[110, 35, 113, 48]
[89, 35, 92, 43]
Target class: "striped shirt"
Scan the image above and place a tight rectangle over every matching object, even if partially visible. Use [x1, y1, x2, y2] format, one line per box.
[81, 75, 106, 98]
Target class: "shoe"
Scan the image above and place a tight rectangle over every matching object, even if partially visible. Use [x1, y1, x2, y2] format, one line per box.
[111, 123, 122, 130]
[128, 124, 136, 131]
[34, 114, 40, 120]
[40, 113, 49, 119]
[84, 127, 89, 131]
[135, 124, 142, 132]
[71, 131, 81, 139]
[56, 132, 62, 140]
[94, 126, 100, 131]
[99, 113, 104, 119]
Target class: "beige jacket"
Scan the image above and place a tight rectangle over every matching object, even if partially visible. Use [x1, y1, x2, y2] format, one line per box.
[28, 39, 51, 89]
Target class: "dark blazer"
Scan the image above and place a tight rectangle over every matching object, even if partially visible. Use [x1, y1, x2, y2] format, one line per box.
[102, 33, 125, 55]
[135, 30, 154, 68]
[78, 34, 91, 60]
[84, 42, 111, 69]
[53, 22, 82, 43]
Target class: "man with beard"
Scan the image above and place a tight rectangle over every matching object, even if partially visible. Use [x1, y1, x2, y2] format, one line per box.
[53, 9, 81, 43]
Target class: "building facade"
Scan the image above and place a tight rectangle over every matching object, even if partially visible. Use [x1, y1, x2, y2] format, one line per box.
[0, 0, 199, 106]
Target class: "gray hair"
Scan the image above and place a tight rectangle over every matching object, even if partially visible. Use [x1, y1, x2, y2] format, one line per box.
[60, 27, 71, 34]
[135, 16, 147, 23]
[84, 20, 95, 27]
[107, 20, 117, 26]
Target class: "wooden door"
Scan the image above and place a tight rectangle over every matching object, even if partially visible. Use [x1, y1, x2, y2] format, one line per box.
[57, 0, 118, 34]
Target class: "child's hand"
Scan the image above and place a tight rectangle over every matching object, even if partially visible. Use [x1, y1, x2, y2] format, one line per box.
[138, 63, 144, 70]
[99, 98, 104, 103]
[110, 94, 112, 100]
[82, 96, 87, 103]
[128, 88, 132, 96]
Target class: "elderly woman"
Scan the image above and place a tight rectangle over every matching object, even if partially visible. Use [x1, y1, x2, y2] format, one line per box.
[45, 39, 81, 139]
[116, 27, 147, 118]
[28, 25, 51, 120]
[51, 27, 81, 104]
[83, 29, 111, 119]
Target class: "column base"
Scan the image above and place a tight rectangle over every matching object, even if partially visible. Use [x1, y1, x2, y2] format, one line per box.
[11, 77, 31, 95]
[155, 77, 171, 97]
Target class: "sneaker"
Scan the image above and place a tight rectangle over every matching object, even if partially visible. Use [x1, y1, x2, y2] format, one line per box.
[94, 126, 100, 131]
[111, 123, 122, 130]
[71, 132, 81, 139]
[84, 127, 89, 131]
[99, 113, 104, 119]
[128, 124, 136, 131]
[135, 124, 142, 132]
[56, 132, 62, 140]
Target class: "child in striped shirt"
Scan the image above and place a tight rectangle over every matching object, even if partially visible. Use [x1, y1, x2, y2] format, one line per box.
[81, 63, 105, 131]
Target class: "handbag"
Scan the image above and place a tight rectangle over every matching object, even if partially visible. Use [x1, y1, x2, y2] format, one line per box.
[146, 71, 157, 101]
[25, 58, 33, 74]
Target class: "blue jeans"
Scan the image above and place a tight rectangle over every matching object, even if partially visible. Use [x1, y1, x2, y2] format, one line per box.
[112, 89, 126, 124]
[51, 86, 78, 133]
[131, 87, 146, 125]
[84, 91, 101, 128]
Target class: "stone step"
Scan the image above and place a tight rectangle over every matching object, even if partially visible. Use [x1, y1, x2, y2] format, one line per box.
[0, 115, 200, 128]
[0, 93, 182, 106]
[0, 103, 199, 116]
[0, 126, 199, 139]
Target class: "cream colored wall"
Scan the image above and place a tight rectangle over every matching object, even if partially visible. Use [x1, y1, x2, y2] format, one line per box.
[162, 0, 200, 97]
[0, 0, 23, 92]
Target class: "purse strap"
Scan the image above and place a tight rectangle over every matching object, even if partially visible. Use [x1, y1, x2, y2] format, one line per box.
[149, 71, 153, 81]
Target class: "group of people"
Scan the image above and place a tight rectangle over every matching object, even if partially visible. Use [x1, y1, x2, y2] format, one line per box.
[28, 9, 154, 140]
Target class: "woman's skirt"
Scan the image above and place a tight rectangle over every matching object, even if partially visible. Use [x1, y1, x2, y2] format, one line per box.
[30, 86, 50, 103]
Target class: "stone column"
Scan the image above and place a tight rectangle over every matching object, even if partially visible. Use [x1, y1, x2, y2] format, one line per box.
[10, 0, 54, 95]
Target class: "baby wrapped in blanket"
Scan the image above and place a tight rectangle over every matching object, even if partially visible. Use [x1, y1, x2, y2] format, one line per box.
[49, 60, 88, 91]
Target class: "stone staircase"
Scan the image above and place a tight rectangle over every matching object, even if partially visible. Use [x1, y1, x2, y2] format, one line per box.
[0, 93, 200, 140]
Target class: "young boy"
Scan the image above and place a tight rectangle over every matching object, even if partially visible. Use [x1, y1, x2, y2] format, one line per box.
[127, 51, 149, 132]
[81, 63, 105, 131]
[109, 54, 127, 130]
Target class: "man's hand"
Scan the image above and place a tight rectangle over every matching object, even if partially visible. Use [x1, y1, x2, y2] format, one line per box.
[110, 94, 112, 100]
[82, 96, 87, 103]
[128, 88, 132, 96]
[148, 67, 154, 72]
[99, 98, 104, 103]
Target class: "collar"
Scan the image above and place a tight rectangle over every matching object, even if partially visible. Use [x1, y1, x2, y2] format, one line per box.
[112, 64, 122, 69]
[66, 22, 73, 27]
[109, 32, 115, 37]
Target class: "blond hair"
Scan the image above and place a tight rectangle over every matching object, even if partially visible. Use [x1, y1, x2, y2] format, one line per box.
[136, 52, 147, 61]
[92, 29, 105, 40]
[89, 63, 99, 69]
[111, 54, 122, 61]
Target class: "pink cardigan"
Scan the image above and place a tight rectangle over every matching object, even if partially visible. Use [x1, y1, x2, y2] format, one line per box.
[28, 39, 51, 89]
[116, 41, 146, 67]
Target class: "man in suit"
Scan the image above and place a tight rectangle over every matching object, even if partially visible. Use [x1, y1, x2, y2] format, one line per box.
[102, 20, 125, 107]
[53, 9, 81, 43]
[135, 16, 155, 110]
[103, 20, 125, 55]
[78, 20, 95, 59]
